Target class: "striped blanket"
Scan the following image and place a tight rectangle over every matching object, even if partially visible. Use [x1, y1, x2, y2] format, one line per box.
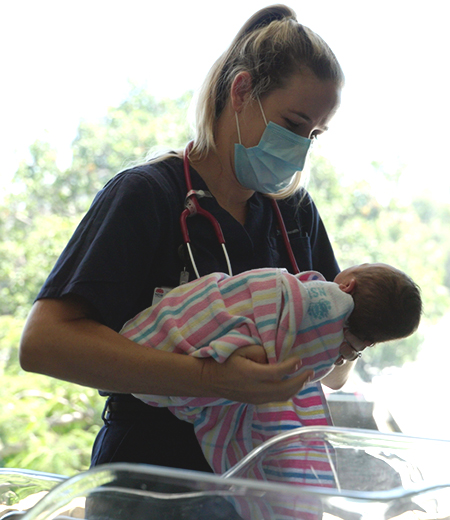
[122, 268, 353, 482]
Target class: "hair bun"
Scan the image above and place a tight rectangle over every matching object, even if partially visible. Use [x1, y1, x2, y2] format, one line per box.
[236, 4, 297, 40]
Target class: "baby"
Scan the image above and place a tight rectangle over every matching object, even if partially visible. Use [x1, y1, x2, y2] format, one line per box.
[333, 262, 422, 364]
[124, 263, 422, 380]
[121, 263, 421, 475]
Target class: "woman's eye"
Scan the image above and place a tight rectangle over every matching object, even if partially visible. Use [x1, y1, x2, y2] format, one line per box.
[285, 119, 300, 131]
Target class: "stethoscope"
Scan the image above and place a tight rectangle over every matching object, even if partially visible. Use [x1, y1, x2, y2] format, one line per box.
[180, 141, 300, 280]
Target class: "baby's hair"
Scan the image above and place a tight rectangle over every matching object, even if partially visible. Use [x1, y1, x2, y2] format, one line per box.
[347, 266, 422, 344]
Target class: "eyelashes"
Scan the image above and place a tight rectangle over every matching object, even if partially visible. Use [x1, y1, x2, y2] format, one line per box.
[284, 119, 321, 140]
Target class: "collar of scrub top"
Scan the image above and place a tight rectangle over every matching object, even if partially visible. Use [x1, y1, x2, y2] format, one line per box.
[181, 141, 300, 279]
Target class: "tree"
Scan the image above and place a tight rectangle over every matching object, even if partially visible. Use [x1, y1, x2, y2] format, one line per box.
[0, 87, 194, 475]
[308, 152, 450, 371]
[0, 87, 193, 317]
[67, 86, 193, 209]
[1, 85, 449, 474]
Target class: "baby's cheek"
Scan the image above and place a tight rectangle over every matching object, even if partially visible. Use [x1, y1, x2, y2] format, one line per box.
[339, 341, 354, 360]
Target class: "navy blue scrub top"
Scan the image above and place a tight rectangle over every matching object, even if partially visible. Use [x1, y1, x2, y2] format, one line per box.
[37, 155, 340, 471]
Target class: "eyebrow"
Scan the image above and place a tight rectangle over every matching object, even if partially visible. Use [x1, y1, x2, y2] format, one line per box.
[291, 111, 329, 132]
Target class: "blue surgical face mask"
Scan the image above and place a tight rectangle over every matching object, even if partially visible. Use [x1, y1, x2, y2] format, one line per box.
[234, 99, 312, 194]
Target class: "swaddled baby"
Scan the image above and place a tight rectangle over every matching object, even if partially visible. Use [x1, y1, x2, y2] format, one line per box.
[120, 264, 421, 475]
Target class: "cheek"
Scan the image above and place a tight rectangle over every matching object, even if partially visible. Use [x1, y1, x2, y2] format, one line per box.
[339, 341, 357, 360]
[238, 103, 266, 146]
[240, 122, 264, 147]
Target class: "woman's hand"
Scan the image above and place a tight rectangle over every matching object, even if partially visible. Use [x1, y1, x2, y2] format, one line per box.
[20, 297, 311, 403]
[199, 345, 313, 405]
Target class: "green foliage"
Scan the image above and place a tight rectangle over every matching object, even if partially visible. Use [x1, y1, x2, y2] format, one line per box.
[68, 86, 193, 208]
[0, 88, 193, 317]
[0, 316, 23, 375]
[308, 151, 450, 373]
[309, 152, 450, 321]
[361, 332, 424, 373]
[0, 316, 104, 475]
[0, 373, 103, 476]
[0, 87, 192, 475]
[0, 214, 80, 318]
[8, 141, 64, 217]
[1, 84, 449, 474]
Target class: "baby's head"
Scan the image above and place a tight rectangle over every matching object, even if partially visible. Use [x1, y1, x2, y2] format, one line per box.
[334, 263, 422, 344]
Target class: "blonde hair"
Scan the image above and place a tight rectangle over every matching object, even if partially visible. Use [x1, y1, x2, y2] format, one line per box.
[189, 4, 344, 198]
[148, 5, 343, 198]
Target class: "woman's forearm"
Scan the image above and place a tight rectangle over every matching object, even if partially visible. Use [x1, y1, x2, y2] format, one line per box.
[19, 297, 209, 396]
[20, 296, 313, 404]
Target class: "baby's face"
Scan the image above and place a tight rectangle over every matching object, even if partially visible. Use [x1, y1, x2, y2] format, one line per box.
[335, 329, 375, 365]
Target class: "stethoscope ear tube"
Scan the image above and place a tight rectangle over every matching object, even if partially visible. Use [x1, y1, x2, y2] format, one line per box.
[270, 199, 300, 274]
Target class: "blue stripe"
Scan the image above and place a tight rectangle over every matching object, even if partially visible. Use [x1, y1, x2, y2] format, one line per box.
[297, 385, 321, 396]
[131, 284, 217, 342]
[256, 317, 278, 329]
[300, 311, 350, 334]
[252, 423, 306, 432]
[220, 270, 276, 295]
[265, 468, 335, 481]
[314, 362, 334, 373]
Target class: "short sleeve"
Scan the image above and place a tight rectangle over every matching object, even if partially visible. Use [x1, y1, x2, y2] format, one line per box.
[37, 167, 182, 331]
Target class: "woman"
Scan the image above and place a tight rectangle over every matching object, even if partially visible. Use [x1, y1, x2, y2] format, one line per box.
[20, 5, 359, 472]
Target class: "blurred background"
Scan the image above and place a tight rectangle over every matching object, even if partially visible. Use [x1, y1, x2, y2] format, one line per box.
[1, 0, 449, 476]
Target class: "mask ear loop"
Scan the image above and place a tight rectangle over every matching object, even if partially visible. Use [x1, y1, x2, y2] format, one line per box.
[256, 97, 268, 126]
[235, 112, 242, 145]
[235, 97, 268, 146]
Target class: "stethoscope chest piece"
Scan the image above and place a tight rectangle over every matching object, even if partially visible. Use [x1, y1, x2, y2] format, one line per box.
[180, 141, 300, 280]
[180, 142, 233, 279]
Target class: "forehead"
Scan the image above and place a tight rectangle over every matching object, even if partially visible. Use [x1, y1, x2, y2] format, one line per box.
[268, 71, 341, 122]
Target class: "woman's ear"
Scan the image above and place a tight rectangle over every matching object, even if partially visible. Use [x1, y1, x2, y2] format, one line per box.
[230, 71, 253, 113]
[339, 278, 356, 294]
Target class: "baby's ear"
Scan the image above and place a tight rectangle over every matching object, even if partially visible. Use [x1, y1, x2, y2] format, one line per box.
[339, 278, 356, 294]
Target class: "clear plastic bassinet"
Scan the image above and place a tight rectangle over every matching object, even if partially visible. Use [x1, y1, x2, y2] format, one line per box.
[1, 427, 449, 520]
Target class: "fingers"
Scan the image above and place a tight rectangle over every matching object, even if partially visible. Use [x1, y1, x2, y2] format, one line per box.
[201, 350, 315, 405]
[257, 355, 304, 382]
[279, 368, 314, 399]
[229, 355, 314, 404]
[231, 344, 268, 364]
[277, 355, 302, 375]
[235, 352, 310, 388]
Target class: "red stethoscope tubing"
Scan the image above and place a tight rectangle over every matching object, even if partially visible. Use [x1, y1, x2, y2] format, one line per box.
[181, 142, 232, 278]
[269, 197, 300, 274]
[180, 141, 300, 278]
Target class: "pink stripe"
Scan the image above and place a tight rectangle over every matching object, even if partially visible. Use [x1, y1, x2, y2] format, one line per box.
[266, 458, 334, 471]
